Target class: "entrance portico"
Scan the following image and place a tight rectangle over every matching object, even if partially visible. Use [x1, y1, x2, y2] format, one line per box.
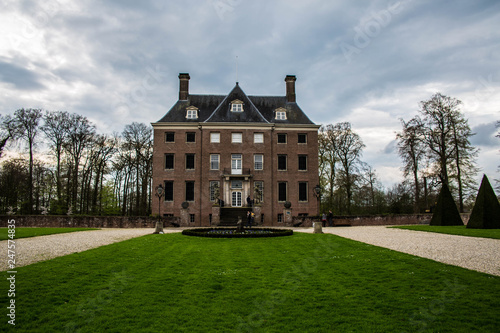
[221, 168, 253, 207]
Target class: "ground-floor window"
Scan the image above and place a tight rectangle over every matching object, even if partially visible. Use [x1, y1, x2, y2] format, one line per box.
[299, 182, 308, 202]
[186, 181, 195, 201]
[277, 213, 283, 223]
[232, 191, 242, 207]
[190, 214, 195, 223]
[278, 182, 287, 202]
[164, 181, 174, 201]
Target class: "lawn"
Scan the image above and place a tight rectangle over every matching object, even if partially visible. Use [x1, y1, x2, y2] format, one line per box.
[391, 225, 500, 240]
[0, 227, 100, 241]
[1, 233, 499, 332]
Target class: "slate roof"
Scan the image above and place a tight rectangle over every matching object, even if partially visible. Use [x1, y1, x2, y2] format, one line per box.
[156, 83, 315, 125]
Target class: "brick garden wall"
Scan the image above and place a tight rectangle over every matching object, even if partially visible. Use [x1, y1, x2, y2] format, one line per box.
[0, 214, 470, 228]
[0, 215, 181, 228]
[287, 214, 470, 228]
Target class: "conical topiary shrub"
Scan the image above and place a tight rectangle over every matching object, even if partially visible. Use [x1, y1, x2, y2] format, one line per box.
[467, 174, 500, 229]
[429, 182, 463, 226]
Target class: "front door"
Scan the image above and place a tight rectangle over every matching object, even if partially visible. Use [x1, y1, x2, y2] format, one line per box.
[231, 191, 242, 207]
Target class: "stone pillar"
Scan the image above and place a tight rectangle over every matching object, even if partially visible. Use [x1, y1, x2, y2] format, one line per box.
[313, 222, 323, 234]
[283, 208, 293, 226]
[153, 221, 164, 234]
[212, 205, 220, 226]
[253, 205, 262, 225]
[180, 208, 189, 227]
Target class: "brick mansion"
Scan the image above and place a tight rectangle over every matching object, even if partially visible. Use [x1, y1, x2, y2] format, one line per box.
[152, 73, 320, 226]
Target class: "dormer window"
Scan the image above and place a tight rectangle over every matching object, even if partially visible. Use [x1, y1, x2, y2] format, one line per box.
[186, 106, 198, 119]
[275, 108, 287, 120]
[230, 100, 244, 112]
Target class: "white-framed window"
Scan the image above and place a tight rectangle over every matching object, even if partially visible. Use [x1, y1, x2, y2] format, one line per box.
[275, 111, 287, 120]
[231, 154, 242, 175]
[254, 133, 264, 143]
[210, 154, 220, 170]
[232, 132, 242, 143]
[210, 132, 220, 143]
[231, 100, 244, 112]
[254, 154, 263, 170]
[186, 109, 198, 119]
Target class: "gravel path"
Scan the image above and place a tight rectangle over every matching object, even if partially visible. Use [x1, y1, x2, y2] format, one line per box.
[298, 226, 500, 276]
[1, 228, 164, 271]
[2, 226, 499, 277]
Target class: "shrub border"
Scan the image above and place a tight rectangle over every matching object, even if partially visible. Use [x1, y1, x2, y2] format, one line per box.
[182, 228, 293, 238]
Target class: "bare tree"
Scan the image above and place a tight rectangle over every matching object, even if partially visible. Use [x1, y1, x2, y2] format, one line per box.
[396, 117, 426, 213]
[3, 108, 43, 213]
[41, 111, 71, 202]
[64, 113, 96, 212]
[333, 122, 365, 215]
[418, 93, 461, 186]
[318, 124, 338, 211]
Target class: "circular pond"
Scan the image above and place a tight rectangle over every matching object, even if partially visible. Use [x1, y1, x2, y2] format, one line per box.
[182, 228, 293, 238]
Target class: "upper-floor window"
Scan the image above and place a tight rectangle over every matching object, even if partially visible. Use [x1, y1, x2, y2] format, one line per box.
[165, 154, 174, 170]
[298, 133, 307, 144]
[232, 132, 242, 143]
[278, 155, 287, 171]
[210, 132, 220, 143]
[186, 132, 196, 143]
[298, 155, 308, 171]
[210, 154, 220, 170]
[277, 133, 287, 144]
[230, 99, 244, 112]
[165, 132, 175, 142]
[254, 154, 263, 170]
[254, 133, 264, 144]
[186, 154, 195, 170]
[186, 107, 198, 119]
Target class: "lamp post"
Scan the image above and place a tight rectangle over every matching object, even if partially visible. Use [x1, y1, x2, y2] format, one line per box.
[313, 185, 321, 216]
[154, 184, 164, 234]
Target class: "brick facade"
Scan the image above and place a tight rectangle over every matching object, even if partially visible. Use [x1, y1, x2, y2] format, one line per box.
[152, 74, 320, 226]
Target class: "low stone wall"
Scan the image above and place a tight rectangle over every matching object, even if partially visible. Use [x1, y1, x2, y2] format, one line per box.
[0, 215, 182, 228]
[288, 214, 470, 228]
[1, 213, 470, 228]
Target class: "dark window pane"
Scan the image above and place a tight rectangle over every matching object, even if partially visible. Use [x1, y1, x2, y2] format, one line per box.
[299, 182, 307, 201]
[165, 132, 175, 142]
[186, 132, 196, 142]
[278, 155, 287, 170]
[164, 181, 174, 201]
[186, 154, 195, 169]
[278, 182, 287, 201]
[186, 181, 195, 201]
[165, 154, 174, 169]
[277, 133, 287, 143]
[298, 133, 307, 143]
[298, 155, 307, 171]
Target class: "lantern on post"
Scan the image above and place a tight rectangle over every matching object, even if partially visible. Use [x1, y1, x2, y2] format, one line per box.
[154, 184, 164, 234]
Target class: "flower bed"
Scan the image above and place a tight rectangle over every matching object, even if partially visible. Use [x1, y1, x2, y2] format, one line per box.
[182, 228, 293, 238]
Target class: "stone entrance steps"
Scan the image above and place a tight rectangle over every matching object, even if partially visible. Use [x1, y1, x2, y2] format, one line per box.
[218, 207, 251, 226]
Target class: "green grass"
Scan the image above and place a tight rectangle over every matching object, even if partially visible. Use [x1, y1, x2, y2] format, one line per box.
[1, 233, 499, 332]
[0, 227, 100, 240]
[392, 225, 500, 239]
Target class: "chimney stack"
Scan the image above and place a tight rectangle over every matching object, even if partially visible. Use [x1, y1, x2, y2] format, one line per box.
[178, 73, 190, 100]
[285, 75, 296, 103]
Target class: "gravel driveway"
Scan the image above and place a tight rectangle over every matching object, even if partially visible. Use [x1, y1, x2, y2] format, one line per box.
[2, 226, 499, 277]
[302, 226, 500, 276]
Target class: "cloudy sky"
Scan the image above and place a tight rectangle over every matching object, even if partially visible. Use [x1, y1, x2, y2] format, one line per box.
[1, 0, 499, 188]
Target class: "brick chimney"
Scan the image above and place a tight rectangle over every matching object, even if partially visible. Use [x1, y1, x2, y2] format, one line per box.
[178, 73, 190, 100]
[285, 75, 296, 103]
